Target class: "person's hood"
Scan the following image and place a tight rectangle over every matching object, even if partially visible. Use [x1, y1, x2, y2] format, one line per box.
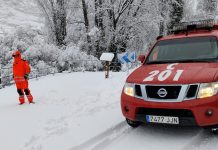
[126, 63, 218, 84]
[12, 50, 22, 62]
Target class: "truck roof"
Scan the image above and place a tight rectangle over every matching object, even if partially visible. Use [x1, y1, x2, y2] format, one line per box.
[159, 20, 218, 41]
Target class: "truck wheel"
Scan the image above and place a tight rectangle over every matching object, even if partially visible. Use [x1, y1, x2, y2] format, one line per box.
[126, 118, 141, 128]
[204, 127, 218, 134]
[211, 128, 218, 134]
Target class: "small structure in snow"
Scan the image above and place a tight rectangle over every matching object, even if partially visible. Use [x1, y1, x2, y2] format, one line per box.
[100, 53, 114, 79]
[100, 53, 114, 62]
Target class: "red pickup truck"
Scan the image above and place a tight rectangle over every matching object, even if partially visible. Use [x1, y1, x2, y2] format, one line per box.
[121, 20, 218, 132]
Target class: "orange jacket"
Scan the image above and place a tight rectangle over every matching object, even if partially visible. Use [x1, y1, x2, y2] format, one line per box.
[12, 51, 30, 82]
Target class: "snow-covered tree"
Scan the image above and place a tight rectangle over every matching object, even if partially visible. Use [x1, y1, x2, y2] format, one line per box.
[196, 0, 217, 19]
[168, 0, 184, 33]
[183, 0, 197, 22]
[36, 0, 67, 46]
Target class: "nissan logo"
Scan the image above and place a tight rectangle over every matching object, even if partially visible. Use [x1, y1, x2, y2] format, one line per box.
[157, 88, 168, 98]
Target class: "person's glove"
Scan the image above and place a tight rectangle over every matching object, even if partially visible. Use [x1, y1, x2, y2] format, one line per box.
[24, 74, 29, 80]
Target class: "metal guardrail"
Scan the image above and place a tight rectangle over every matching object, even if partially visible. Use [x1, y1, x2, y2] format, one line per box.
[0, 60, 103, 88]
[0, 60, 140, 89]
[0, 66, 13, 88]
[0, 67, 57, 88]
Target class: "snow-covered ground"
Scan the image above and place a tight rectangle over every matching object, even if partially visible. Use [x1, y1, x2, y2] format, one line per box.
[0, 0, 43, 34]
[0, 72, 218, 150]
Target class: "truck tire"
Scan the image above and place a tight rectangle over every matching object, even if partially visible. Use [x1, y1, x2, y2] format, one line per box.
[126, 118, 141, 128]
[211, 128, 218, 134]
[203, 127, 218, 134]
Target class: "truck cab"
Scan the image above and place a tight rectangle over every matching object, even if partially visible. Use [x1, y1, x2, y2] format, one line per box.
[121, 20, 218, 131]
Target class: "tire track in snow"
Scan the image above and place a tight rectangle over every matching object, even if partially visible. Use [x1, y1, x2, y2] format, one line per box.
[181, 129, 218, 150]
[69, 121, 133, 150]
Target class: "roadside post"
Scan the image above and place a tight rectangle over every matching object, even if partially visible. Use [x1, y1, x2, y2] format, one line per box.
[0, 64, 2, 89]
[117, 52, 136, 75]
[100, 53, 114, 79]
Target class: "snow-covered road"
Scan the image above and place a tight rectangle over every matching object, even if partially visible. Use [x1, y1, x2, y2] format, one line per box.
[0, 72, 217, 150]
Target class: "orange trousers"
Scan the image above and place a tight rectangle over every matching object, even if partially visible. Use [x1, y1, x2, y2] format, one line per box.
[15, 79, 33, 104]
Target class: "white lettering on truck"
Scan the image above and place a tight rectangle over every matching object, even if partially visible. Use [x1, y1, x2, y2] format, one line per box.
[143, 64, 184, 82]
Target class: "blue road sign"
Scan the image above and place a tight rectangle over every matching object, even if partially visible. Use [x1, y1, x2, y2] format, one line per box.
[117, 52, 136, 64]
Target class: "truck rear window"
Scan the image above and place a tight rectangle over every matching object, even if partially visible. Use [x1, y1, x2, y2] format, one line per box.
[147, 36, 218, 64]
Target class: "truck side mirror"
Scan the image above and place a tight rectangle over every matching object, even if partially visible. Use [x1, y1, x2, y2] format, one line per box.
[138, 55, 145, 63]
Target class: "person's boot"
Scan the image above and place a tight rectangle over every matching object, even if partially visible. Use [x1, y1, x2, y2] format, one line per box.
[19, 95, 25, 105]
[26, 94, 34, 104]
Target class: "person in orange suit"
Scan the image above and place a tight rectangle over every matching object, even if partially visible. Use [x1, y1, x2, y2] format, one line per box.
[12, 50, 34, 105]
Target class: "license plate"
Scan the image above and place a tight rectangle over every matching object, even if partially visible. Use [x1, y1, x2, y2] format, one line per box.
[146, 115, 179, 125]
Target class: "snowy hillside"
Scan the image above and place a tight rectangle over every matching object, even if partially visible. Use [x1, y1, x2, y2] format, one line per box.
[0, 72, 218, 150]
[0, 0, 43, 35]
